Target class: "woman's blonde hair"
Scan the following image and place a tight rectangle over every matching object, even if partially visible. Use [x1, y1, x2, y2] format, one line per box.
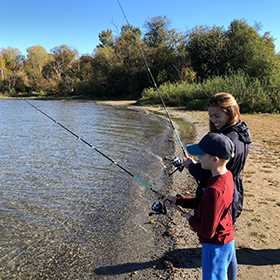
[207, 93, 241, 132]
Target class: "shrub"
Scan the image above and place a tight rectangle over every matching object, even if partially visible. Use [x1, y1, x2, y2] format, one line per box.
[139, 71, 280, 113]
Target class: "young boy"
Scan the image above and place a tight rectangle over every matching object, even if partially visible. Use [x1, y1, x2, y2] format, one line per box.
[163, 133, 236, 280]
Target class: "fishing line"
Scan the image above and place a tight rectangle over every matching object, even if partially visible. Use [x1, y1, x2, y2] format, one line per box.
[116, 0, 188, 158]
[23, 99, 185, 215]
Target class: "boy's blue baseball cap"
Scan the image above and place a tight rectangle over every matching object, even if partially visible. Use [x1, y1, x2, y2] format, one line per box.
[186, 133, 234, 159]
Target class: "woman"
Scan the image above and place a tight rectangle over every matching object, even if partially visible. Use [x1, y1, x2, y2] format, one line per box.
[183, 93, 251, 280]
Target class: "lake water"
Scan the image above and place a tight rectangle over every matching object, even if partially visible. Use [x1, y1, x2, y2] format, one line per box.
[0, 99, 172, 279]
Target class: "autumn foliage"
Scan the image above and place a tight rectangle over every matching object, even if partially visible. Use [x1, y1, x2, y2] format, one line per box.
[1, 18, 280, 112]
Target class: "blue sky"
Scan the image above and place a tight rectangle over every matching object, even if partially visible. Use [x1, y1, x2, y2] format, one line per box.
[1, 0, 280, 57]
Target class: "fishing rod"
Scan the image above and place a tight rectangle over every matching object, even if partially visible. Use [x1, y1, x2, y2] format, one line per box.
[116, 0, 188, 162]
[23, 99, 185, 216]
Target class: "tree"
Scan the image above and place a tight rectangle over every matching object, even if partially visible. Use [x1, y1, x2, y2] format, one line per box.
[0, 55, 5, 90]
[92, 17, 191, 99]
[74, 55, 98, 96]
[185, 19, 280, 83]
[144, 16, 172, 48]
[98, 29, 114, 48]
[112, 25, 147, 98]
[186, 25, 228, 81]
[25, 45, 51, 92]
[93, 24, 148, 99]
[0, 47, 28, 94]
[144, 16, 189, 84]
[43, 45, 79, 95]
[226, 19, 280, 81]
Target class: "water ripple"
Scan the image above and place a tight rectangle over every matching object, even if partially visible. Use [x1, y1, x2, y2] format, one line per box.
[0, 99, 170, 279]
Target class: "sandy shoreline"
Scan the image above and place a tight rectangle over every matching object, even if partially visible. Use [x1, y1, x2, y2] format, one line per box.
[95, 100, 280, 280]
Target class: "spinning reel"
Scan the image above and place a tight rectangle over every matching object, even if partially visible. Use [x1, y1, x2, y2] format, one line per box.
[169, 156, 184, 176]
[149, 201, 167, 216]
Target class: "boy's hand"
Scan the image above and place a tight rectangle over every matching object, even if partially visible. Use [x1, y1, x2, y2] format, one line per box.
[184, 213, 192, 222]
[183, 157, 196, 168]
[162, 196, 177, 208]
[163, 196, 187, 215]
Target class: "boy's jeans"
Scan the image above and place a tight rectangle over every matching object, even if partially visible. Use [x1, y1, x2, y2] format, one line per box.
[202, 240, 237, 280]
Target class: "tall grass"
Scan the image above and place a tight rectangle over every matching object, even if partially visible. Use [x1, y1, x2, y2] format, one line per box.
[138, 71, 280, 113]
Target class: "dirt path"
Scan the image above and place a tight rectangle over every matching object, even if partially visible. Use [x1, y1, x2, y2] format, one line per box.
[96, 101, 280, 279]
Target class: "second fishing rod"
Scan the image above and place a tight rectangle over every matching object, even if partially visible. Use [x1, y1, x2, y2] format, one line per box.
[23, 99, 185, 216]
[117, 0, 188, 160]
[117, 0, 188, 167]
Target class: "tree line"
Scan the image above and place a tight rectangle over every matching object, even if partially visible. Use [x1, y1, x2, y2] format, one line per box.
[1, 17, 280, 111]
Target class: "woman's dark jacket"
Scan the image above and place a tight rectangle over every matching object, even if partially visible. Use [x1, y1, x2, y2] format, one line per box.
[188, 120, 251, 224]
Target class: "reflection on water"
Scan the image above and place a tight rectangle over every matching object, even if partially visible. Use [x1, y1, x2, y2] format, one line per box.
[0, 99, 170, 279]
